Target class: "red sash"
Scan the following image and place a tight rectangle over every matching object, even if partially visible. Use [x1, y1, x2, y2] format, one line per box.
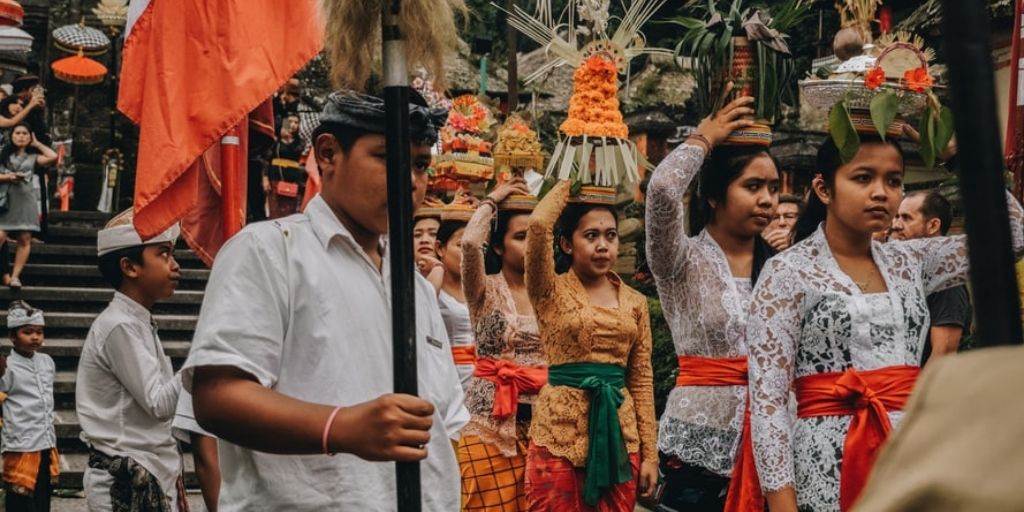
[451, 345, 477, 366]
[473, 357, 548, 419]
[796, 365, 919, 511]
[674, 356, 762, 512]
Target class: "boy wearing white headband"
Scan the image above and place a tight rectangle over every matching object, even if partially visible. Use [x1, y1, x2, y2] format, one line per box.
[75, 210, 187, 511]
[1, 300, 58, 511]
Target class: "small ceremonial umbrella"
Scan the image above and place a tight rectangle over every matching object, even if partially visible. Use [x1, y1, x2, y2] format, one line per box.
[0, 0, 23, 27]
[0, 25, 31, 53]
[51, 51, 108, 85]
[52, 21, 111, 56]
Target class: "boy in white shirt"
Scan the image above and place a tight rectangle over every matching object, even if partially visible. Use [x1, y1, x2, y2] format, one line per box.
[1, 300, 58, 511]
[184, 91, 469, 511]
[75, 211, 186, 511]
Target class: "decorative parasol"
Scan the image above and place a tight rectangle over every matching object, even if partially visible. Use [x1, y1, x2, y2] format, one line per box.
[502, 0, 670, 193]
[53, 21, 111, 55]
[91, 0, 128, 29]
[0, 25, 31, 53]
[51, 51, 108, 85]
[0, 49, 26, 73]
[0, 0, 23, 27]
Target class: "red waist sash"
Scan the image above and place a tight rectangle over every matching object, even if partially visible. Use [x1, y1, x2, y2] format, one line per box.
[674, 356, 760, 512]
[795, 365, 919, 511]
[451, 345, 477, 366]
[473, 357, 548, 419]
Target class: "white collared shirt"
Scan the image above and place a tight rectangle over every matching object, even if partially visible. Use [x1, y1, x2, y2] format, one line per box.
[0, 350, 56, 452]
[171, 387, 212, 443]
[182, 195, 469, 512]
[76, 292, 183, 500]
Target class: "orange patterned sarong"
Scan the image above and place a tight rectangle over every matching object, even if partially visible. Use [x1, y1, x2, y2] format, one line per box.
[2, 448, 60, 496]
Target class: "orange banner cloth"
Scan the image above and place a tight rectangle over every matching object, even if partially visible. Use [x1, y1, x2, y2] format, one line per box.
[674, 356, 763, 512]
[452, 346, 477, 366]
[796, 366, 920, 511]
[118, 0, 322, 239]
[473, 357, 548, 419]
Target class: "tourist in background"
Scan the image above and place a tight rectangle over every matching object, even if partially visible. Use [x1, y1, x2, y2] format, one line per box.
[763, 194, 801, 252]
[0, 124, 58, 290]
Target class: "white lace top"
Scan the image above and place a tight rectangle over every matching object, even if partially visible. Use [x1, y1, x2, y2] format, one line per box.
[747, 195, 1024, 511]
[439, 289, 475, 387]
[645, 142, 751, 476]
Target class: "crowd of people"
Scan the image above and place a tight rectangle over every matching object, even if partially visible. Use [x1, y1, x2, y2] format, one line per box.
[0, 81, 1006, 512]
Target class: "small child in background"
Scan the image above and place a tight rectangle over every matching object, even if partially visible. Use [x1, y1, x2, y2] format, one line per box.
[1, 300, 59, 511]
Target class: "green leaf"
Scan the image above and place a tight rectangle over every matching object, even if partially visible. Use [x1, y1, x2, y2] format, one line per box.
[669, 17, 706, 30]
[933, 106, 955, 158]
[829, 101, 860, 163]
[869, 92, 899, 141]
[919, 107, 937, 169]
[570, 179, 583, 197]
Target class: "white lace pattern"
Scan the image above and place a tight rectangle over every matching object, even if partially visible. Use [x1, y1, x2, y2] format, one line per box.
[747, 193, 1024, 511]
[645, 143, 751, 476]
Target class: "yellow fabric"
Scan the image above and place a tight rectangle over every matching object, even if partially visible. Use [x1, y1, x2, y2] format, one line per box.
[458, 435, 528, 511]
[2, 448, 60, 495]
[523, 180, 657, 467]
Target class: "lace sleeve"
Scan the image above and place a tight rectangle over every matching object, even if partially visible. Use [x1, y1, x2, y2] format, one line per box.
[644, 143, 706, 280]
[900, 190, 1024, 295]
[461, 202, 496, 316]
[628, 296, 658, 463]
[747, 257, 804, 493]
[526, 180, 569, 310]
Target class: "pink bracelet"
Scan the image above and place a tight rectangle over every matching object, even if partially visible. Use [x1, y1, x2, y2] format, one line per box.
[322, 405, 344, 455]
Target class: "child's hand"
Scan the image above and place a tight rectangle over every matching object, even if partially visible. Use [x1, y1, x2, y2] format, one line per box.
[329, 393, 434, 462]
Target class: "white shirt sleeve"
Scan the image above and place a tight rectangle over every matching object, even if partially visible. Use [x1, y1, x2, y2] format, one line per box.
[419, 281, 470, 440]
[101, 324, 183, 421]
[182, 230, 289, 390]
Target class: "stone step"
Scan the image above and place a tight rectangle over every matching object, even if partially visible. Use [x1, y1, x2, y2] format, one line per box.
[0, 339, 191, 360]
[48, 211, 112, 228]
[25, 243, 206, 269]
[0, 286, 204, 305]
[15, 264, 209, 293]
[43, 225, 101, 245]
[56, 452, 196, 490]
[1, 310, 197, 331]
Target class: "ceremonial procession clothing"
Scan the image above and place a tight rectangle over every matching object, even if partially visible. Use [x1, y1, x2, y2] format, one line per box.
[182, 195, 469, 512]
[0, 351, 56, 453]
[747, 195, 1024, 511]
[645, 142, 753, 477]
[439, 288, 476, 386]
[76, 292, 183, 508]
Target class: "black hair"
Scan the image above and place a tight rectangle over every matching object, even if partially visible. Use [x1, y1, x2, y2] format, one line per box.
[484, 210, 531, 274]
[690, 145, 779, 285]
[97, 245, 146, 290]
[0, 122, 37, 166]
[554, 203, 617, 274]
[311, 123, 371, 155]
[794, 136, 906, 244]
[906, 189, 953, 235]
[437, 220, 468, 247]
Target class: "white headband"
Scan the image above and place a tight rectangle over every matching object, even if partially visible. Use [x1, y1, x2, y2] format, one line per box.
[97, 223, 180, 256]
[8, 307, 43, 328]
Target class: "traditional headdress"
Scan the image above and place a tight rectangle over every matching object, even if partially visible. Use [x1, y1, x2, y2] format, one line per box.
[7, 300, 43, 328]
[97, 209, 180, 257]
[503, 0, 670, 201]
[493, 113, 545, 177]
[672, 0, 810, 147]
[316, 90, 448, 146]
[802, 30, 952, 167]
[433, 94, 497, 189]
[439, 191, 477, 223]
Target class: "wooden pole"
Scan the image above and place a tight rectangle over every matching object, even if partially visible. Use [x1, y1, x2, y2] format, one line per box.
[505, 0, 518, 111]
[382, 1, 421, 511]
[220, 127, 241, 239]
[940, 0, 1024, 347]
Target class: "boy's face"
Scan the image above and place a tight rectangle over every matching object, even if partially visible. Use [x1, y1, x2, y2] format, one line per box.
[317, 133, 432, 237]
[124, 242, 181, 300]
[11, 325, 43, 354]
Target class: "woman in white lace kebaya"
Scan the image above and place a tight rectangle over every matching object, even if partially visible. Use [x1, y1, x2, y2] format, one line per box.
[455, 178, 547, 511]
[646, 96, 781, 511]
[747, 136, 1024, 512]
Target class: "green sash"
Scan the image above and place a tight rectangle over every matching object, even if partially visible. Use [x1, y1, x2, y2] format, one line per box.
[547, 362, 631, 505]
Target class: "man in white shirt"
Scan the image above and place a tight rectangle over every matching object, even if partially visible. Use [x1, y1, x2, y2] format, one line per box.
[76, 212, 185, 511]
[184, 91, 468, 511]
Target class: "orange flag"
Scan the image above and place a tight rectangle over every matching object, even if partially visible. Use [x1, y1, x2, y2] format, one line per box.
[118, 0, 323, 239]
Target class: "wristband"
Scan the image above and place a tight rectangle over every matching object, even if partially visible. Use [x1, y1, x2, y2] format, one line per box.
[480, 198, 498, 211]
[322, 405, 344, 455]
[687, 133, 712, 153]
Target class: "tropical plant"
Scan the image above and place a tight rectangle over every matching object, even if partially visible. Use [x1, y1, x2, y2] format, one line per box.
[667, 0, 810, 123]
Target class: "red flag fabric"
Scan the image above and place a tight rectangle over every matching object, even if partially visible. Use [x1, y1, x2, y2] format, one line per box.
[119, 0, 323, 239]
[301, 148, 321, 211]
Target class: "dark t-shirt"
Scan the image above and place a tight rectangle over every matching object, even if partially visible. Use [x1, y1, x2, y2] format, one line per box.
[922, 285, 972, 364]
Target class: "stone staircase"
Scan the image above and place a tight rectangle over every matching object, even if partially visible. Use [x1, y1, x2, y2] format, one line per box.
[0, 211, 207, 489]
